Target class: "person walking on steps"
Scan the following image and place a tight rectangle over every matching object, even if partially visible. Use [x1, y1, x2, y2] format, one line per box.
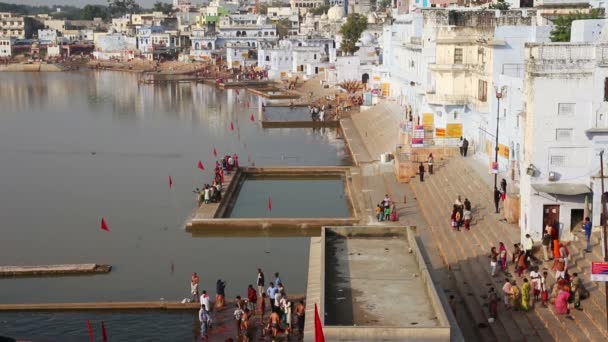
[583, 217, 592, 252]
[494, 187, 501, 214]
[427, 153, 434, 175]
[463, 138, 469, 157]
[419, 162, 425, 182]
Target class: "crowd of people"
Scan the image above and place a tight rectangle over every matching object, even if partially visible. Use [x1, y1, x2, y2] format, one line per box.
[376, 194, 398, 222]
[194, 154, 239, 206]
[190, 269, 305, 342]
[450, 196, 472, 231]
[487, 228, 590, 322]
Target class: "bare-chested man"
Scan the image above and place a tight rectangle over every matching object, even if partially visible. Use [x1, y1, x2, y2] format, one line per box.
[269, 310, 280, 338]
[295, 300, 305, 335]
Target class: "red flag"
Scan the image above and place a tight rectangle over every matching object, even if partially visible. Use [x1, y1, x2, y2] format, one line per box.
[86, 320, 94, 342]
[230, 121, 235, 131]
[267, 196, 272, 212]
[101, 321, 108, 342]
[314, 303, 325, 342]
[197, 160, 205, 170]
[169, 175, 173, 188]
[213, 147, 218, 157]
[250, 114, 255, 122]
[100, 218, 109, 232]
[235, 88, 240, 95]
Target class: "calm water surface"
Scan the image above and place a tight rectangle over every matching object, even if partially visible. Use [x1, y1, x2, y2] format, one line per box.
[0, 72, 351, 307]
[263, 106, 310, 122]
[228, 177, 350, 218]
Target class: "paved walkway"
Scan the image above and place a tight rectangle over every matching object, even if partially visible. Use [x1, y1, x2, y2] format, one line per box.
[408, 156, 607, 341]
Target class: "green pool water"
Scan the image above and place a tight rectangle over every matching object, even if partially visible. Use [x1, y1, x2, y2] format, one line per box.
[227, 176, 351, 218]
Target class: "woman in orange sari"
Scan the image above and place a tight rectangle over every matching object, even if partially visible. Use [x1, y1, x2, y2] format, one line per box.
[553, 239, 561, 258]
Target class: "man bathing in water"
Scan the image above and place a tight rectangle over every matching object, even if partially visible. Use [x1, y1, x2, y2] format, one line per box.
[269, 309, 280, 340]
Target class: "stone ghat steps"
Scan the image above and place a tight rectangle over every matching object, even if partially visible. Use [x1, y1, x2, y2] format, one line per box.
[350, 102, 401, 161]
[411, 157, 607, 342]
[444, 158, 607, 339]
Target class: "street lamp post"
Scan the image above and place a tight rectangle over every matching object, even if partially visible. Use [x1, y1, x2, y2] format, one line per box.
[494, 87, 506, 192]
[599, 150, 608, 331]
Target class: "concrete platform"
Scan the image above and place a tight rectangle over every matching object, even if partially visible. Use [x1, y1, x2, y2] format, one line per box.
[185, 167, 363, 235]
[0, 264, 111, 277]
[304, 226, 451, 342]
[0, 295, 304, 311]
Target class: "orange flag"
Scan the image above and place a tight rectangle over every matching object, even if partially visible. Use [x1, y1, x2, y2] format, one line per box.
[100, 218, 109, 232]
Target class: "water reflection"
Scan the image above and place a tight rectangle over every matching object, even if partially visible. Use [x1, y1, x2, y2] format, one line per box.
[0, 71, 349, 304]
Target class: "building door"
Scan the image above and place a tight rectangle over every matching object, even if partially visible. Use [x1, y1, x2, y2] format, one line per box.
[543, 205, 560, 236]
[362, 73, 369, 84]
[315, 66, 318, 74]
[570, 209, 584, 232]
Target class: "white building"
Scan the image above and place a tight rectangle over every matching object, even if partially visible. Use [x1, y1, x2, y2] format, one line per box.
[226, 45, 254, 68]
[93, 31, 137, 60]
[520, 24, 608, 240]
[37, 28, 58, 44]
[0, 37, 12, 57]
[258, 41, 294, 79]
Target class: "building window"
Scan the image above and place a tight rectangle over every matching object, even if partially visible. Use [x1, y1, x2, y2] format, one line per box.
[605, 78, 608, 101]
[454, 48, 463, 64]
[478, 80, 487, 102]
[555, 128, 573, 142]
[557, 103, 575, 116]
[550, 155, 566, 167]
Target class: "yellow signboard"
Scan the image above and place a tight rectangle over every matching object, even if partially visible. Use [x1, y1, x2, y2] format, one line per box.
[498, 144, 510, 158]
[241, 53, 248, 58]
[381, 83, 390, 97]
[435, 128, 446, 137]
[446, 123, 463, 138]
[422, 113, 434, 129]
[373, 76, 381, 81]
[485, 140, 493, 156]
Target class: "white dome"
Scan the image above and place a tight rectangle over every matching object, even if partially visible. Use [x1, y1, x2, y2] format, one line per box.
[327, 5, 345, 21]
[306, 11, 314, 18]
[321, 13, 328, 20]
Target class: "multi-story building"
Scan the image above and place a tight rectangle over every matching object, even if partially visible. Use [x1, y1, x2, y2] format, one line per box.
[290, 0, 325, 13]
[0, 13, 38, 39]
[0, 37, 12, 57]
[520, 26, 608, 240]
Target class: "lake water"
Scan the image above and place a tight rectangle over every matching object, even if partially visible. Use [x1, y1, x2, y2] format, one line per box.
[0, 71, 351, 308]
[263, 106, 311, 122]
[227, 176, 350, 218]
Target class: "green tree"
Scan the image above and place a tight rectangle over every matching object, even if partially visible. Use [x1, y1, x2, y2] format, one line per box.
[377, 0, 392, 10]
[82, 5, 108, 20]
[339, 13, 368, 55]
[489, 0, 510, 10]
[311, 5, 330, 15]
[153, 1, 173, 14]
[107, 0, 141, 17]
[550, 9, 602, 42]
[276, 18, 291, 38]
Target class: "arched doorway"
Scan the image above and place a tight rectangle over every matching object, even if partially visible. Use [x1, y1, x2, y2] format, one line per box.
[362, 73, 369, 84]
